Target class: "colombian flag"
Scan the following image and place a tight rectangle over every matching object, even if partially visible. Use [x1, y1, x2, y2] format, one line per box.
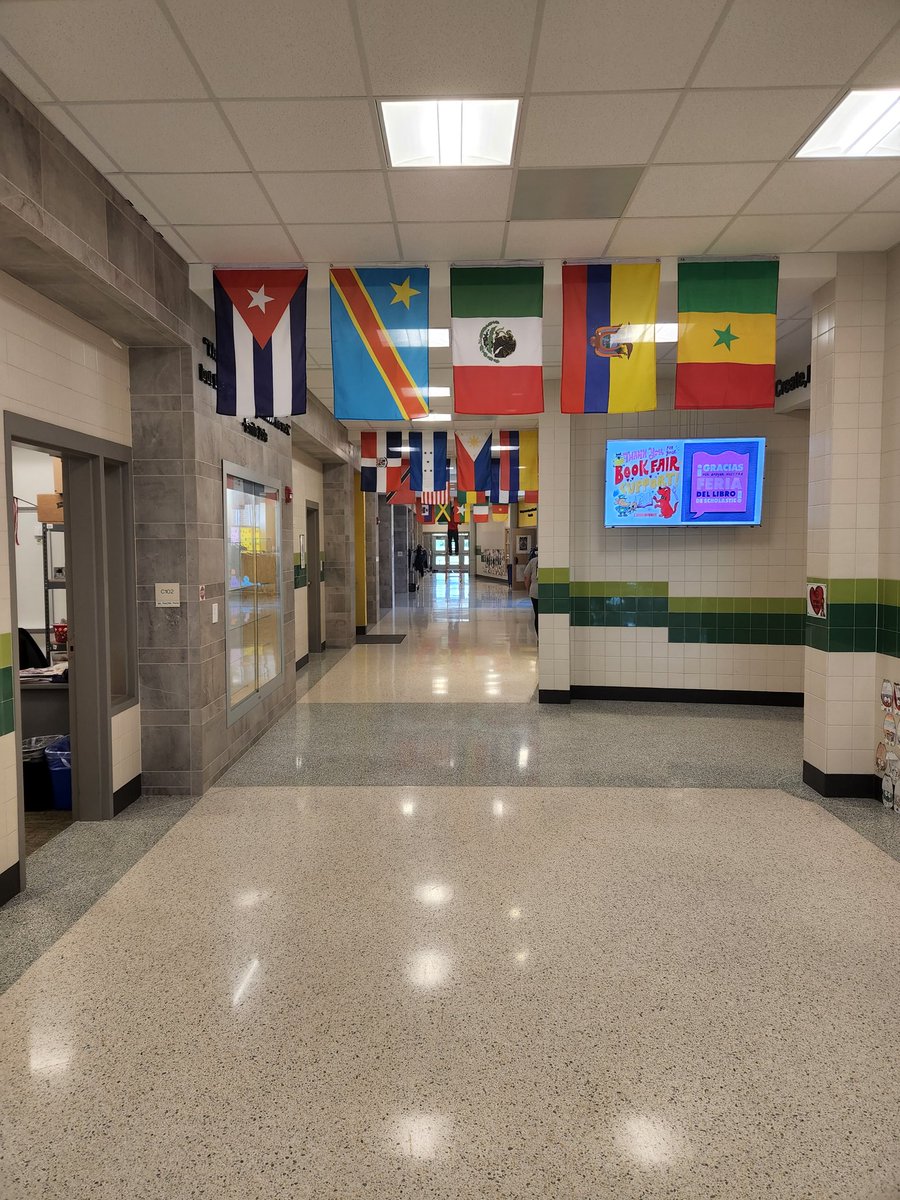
[675, 260, 778, 410]
[561, 263, 659, 413]
[330, 267, 430, 420]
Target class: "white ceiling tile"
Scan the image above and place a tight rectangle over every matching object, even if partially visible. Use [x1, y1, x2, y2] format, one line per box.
[627, 163, 775, 217]
[286, 223, 399, 262]
[606, 216, 729, 256]
[655, 88, 839, 162]
[155, 226, 202, 262]
[72, 102, 247, 172]
[521, 93, 678, 166]
[1, 0, 205, 100]
[504, 219, 617, 259]
[131, 173, 276, 224]
[106, 174, 166, 225]
[398, 223, 505, 260]
[223, 100, 381, 171]
[533, 0, 726, 91]
[0, 40, 53, 102]
[261, 172, 392, 224]
[709, 214, 841, 254]
[853, 26, 900, 86]
[172, 224, 296, 263]
[812, 213, 900, 252]
[694, 0, 899, 87]
[358, 0, 537, 95]
[168, 0, 365, 97]
[745, 160, 900, 215]
[39, 105, 118, 173]
[389, 170, 512, 222]
[862, 172, 900, 213]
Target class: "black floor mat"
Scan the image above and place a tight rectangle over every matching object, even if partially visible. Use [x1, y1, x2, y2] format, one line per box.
[356, 634, 407, 645]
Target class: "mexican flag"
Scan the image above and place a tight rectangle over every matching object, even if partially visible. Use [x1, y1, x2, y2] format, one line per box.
[451, 266, 543, 414]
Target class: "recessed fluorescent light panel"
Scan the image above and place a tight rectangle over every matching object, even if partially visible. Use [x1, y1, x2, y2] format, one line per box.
[380, 99, 519, 167]
[797, 89, 900, 157]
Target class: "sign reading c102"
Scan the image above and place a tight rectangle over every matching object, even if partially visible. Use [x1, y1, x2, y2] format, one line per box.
[775, 363, 810, 398]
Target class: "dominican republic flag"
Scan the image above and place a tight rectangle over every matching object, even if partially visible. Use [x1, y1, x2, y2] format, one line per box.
[360, 431, 403, 492]
[490, 429, 520, 503]
[409, 431, 448, 494]
[455, 431, 492, 493]
[214, 269, 307, 417]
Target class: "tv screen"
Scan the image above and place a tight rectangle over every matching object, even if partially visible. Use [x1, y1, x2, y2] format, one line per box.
[605, 437, 766, 528]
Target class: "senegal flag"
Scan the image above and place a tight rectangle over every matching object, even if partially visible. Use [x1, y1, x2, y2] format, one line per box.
[675, 260, 778, 410]
[451, 266, 543, 415]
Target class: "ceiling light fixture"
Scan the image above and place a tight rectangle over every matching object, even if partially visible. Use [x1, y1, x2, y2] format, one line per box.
[380, 99, 520, 168]
[796, 89, 900, 157]
[412, 413, 452, 422]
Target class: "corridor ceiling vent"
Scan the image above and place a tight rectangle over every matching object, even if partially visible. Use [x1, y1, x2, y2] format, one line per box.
[797, 89, 900, 157]
[379, 99, 519, 167]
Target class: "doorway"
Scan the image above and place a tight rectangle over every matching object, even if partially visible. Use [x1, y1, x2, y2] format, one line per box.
[306, 503, 322, 653]
[429, 531, 469, 574]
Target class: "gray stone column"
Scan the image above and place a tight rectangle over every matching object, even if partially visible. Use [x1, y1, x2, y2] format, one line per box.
[323, 462, 357, 647]
[365, 490, 379, 626]
[378, 496, 394, 611]
[393, 504, 410, 596]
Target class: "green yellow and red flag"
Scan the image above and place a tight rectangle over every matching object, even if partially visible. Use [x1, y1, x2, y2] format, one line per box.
[675, 260, 778, 410]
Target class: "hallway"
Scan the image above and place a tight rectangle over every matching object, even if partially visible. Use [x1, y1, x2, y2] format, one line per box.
[2, 577, 900, 1199]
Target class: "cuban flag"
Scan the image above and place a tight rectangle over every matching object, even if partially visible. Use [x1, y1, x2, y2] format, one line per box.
[360, 431, 404, 492]
[454, 431, 492, 493]
[490, 429, 520, 503]
[409, 431, 448, 494]
[214, 269, 307, 417]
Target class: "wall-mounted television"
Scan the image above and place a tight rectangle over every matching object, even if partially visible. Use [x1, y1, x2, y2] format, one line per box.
[604, 438, 766, 528]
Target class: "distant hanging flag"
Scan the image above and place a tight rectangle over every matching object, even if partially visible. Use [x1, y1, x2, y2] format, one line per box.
[420, 487, 450, 505]
[457, 490, 486, 506]
[518, 428, 538, 501]
[455, 431, 492, 493]
[409, 431, 448, 494]
[387, 461, 416, 505]
[471, 504, 490, 523]
[451, 266, 544, 414]
[214, 268, 307, 417]
[360, 431, 404, 493]
[561, 263, 659, 414]
[675, 260, 778, 410]
[330, 267, 430, 420]
[491, 504, 509, 522]
[490, 429, 520, 503]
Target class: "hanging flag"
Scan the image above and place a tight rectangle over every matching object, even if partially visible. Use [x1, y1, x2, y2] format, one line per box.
[416, 501, 431, 524]
[518, 428, 538, 501]
[457, 490, 486, 506]
[360, 431, 404, 492]
[675, 260, 778, 409]
[451, 266, 543, 414]
[214, 268, 307, 417]
[491, 504, 509, 522]
[490, 429, 520, 503]
[561, 263, 659, 414]
[387, 461, 416, 505]
[455, 431, 492, 493]
[409, 431, 448, 493]
[420, 487, 450, 505]
[330, 267, 430, 420]
[471, 504, 490, 523]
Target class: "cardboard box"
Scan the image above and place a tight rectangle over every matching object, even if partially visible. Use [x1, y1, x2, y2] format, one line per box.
[51, 457, 63, 493]
[36, 493, 64, 525]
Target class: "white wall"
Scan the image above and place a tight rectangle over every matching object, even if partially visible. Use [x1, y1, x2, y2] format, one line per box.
[11, 445, 64, 632]
[291, 446, 325, 662]
[0, 271, 134, 879]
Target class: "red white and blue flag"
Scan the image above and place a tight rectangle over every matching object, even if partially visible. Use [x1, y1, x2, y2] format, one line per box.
[409, 431, 448, 494]
[214, 268, 307, 417]
[490, 429, 520, 503]
[454, 431, 492, 493]
[360, 431, 404, 493]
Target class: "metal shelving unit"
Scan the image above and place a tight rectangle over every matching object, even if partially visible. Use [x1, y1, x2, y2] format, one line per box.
[41, 523, 66, 660]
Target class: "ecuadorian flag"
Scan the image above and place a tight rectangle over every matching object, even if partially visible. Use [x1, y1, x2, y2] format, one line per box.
[561, 263, 659, 414]
[675, 260, 778, 410]
[330, 267, 430, 420]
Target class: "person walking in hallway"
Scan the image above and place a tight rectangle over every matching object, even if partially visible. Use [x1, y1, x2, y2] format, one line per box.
[523, 546, 539, 636]
[447, 505, 460, 557]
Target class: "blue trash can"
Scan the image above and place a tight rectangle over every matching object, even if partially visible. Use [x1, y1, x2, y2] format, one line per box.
[45, 736, 72, 811]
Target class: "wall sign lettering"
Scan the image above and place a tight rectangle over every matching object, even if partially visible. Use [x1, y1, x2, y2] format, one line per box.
[775, 364, 810, 397]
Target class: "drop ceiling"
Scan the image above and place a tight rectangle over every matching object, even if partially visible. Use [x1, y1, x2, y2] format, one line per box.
[1, 0, 898, 432]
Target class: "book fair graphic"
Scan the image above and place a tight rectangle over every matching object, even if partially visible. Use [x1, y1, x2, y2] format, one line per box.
[876, 678, 900, 814]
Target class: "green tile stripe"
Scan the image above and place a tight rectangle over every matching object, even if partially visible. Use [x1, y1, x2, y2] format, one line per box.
[538, 567, 569, 583]
[0, 632, 11, 670]
[805, 578, 898, 655]
[0, 634, 13, 736]
[294, 566, 309, 589]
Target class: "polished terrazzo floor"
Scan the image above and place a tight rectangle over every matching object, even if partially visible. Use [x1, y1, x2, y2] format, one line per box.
[2, 576, 900, 1198]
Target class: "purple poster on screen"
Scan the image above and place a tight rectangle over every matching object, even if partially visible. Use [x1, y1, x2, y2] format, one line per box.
[689, 450, 751, 517]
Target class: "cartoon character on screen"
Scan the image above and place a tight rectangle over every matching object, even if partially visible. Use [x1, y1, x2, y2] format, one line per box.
[654, 486, 678, 520]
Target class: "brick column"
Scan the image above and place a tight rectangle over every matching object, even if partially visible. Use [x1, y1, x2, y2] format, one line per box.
[322, 462, 357, 648]
[365, 490, 379, 626]
[804, 252, 886, 796]
[377, 496, 394, 610]
[537, 410, 572, 702]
